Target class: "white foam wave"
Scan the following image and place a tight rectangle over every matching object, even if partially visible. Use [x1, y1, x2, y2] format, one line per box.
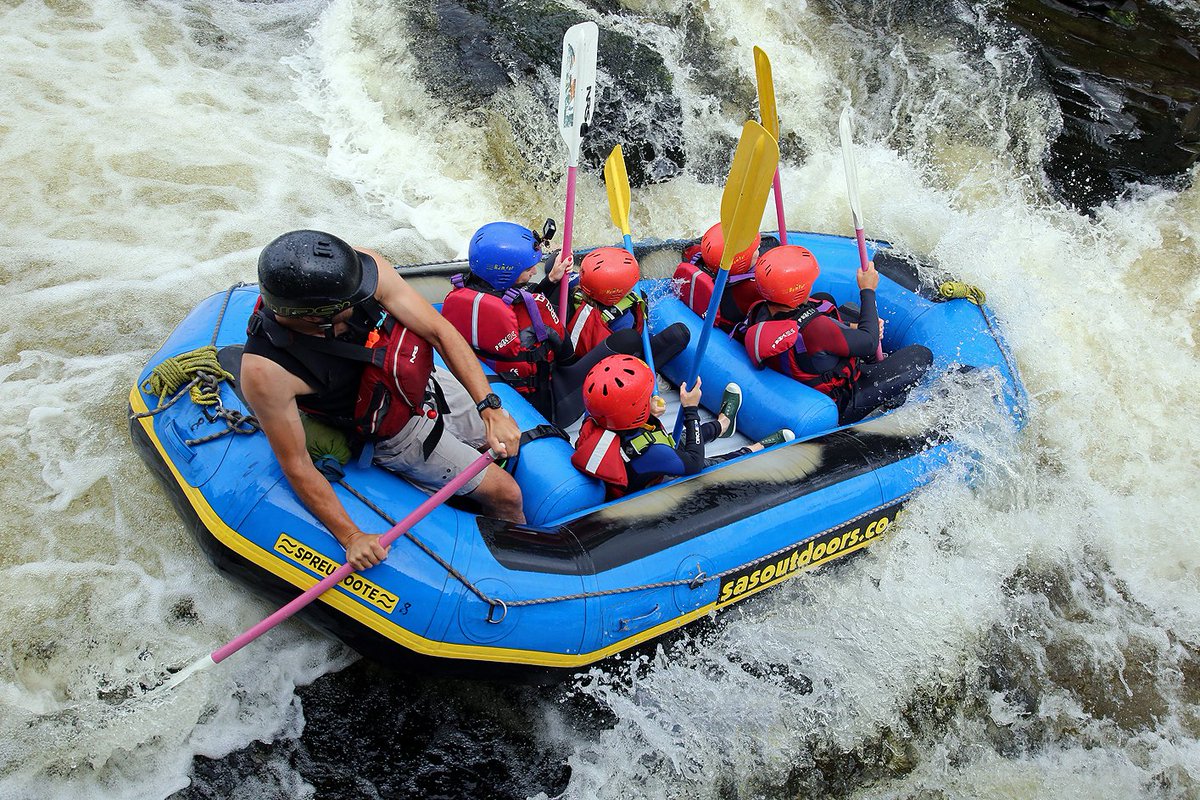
[2, 0, 1199, 796]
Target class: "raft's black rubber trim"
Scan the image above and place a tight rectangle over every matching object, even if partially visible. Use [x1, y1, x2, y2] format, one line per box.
[216, 344, 247, 404]
[477, 423, 933, 576]
[871, 248, 922, 293]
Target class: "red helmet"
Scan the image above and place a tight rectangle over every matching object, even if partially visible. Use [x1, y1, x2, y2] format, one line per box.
[756, 245, 820, 307]
[583, 355, 654, 430]
[579, 247, 640, 307]
[700, 223, 761, 275]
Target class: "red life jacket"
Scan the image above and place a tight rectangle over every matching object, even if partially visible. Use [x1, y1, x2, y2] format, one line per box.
[441, 275, 564, 394]
[571, 417, 678, 499]
[565, 289, 646, 359]
[571, 418, 629, 495]
[246, 298, 435, 442]
[672, 248, 761, 332]
[354, 316, 436, 440]
[736, 299, 861, 401]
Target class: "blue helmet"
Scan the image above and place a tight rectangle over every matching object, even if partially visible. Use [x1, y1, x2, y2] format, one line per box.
[468, 222, 544, 290]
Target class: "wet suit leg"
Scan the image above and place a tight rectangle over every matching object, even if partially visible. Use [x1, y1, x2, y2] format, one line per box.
[694, 417, 753, 466]
[839, 344, 934, 425]
[550, 323, 691, 427]
[602, 322, 690, 368]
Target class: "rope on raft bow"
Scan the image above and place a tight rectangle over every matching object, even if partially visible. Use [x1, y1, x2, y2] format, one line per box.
[937, 281, 986, 306]
[140, 345, 234, 407]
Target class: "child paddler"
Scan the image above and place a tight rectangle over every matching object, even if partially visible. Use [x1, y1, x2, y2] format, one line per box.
[570, 354, 794, 499]
[547, 247, 690, 426]
[440, 220, 572, 421]
[673, 222, 766, 332]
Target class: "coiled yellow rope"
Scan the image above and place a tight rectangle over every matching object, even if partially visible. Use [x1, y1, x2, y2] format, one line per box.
[140, 345, 234, 407]
[937, 281, 987, 306]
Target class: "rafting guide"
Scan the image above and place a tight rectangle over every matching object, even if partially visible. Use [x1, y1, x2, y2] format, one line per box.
[242, 230, 526, 570]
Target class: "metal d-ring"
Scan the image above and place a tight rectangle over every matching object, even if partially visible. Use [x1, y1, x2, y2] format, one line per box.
[689, 562, 708, 589]
[486, 598, 508, 624]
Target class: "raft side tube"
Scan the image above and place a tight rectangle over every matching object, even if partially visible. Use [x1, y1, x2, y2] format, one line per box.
[475, 422, 933, 576]
[575, 467, 889, 657]
[237, 455, 472, 643]
[435, 531, 593, 659]
[654, 294, 839, 441]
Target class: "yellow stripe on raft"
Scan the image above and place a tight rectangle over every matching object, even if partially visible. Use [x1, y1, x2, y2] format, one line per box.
[130, 385, 719, 667]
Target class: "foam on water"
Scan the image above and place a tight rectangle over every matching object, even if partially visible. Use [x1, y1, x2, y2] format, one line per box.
[1, 0, 1198, 796]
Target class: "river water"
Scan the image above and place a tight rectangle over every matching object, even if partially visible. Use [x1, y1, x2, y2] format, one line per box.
[1, 0, 1198, 797]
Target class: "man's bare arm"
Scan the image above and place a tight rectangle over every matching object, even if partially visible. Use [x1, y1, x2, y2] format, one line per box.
[241, 353, 389, 569]
[362, 248, 521, 456]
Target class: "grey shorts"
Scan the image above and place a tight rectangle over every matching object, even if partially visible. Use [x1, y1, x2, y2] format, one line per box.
[372, 367, 491, 495]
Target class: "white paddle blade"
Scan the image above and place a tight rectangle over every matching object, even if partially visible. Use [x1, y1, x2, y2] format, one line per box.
[558, 21, 599, 165]
[161, 654, 215, 692]
[839, 105, 865, 231]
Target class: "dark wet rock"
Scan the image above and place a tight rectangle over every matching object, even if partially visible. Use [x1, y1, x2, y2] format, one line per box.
[403, 0, 685, 186]
[174, 659, 572, 800]
[999, 0, 1200, 208]
[400, 0, 1197, 205]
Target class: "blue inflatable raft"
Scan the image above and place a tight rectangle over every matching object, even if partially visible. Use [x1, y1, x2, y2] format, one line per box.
[129, 231, 1026, 678]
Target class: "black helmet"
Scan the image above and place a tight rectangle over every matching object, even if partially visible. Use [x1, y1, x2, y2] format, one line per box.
[257, 230, 378, 317]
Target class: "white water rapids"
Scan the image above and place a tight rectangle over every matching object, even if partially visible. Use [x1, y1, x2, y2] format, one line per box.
[0, 0, 1197, 797]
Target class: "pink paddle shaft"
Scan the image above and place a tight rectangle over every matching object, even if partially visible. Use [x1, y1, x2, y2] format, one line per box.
[772, 170, 788, 245]
[558, 165, 578, 320]
[209, 452, 494, 665]
[854, 228, 886, 362]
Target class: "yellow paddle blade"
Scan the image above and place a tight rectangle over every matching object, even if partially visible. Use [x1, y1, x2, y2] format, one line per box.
[604, 144, 632, 237]
[718, 120, 780, 272]
[753, 46, 779, 140]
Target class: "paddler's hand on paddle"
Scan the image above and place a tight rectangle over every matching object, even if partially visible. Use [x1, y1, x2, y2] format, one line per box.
[548, 249, 573, 284]
[857, 260, 880, 291]
[679, 377, 703, 408]
[650, 395, 667, 418]
[344, 530, 390, 571]
[482, 407, 521, 457]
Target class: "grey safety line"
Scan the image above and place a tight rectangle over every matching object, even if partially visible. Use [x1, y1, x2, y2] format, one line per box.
[338, 477, 912, 621]
[975, 303, 1024, 404]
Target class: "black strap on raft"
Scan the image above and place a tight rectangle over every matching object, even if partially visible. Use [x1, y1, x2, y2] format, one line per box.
[519, 423, 569, 447]
[496, 423, 570, 475]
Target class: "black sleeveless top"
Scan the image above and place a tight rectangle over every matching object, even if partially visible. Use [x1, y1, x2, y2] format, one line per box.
[243, 299, 383, 427]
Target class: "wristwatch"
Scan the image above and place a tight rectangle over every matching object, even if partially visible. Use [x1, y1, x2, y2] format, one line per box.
[476, 393, 502, 414]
